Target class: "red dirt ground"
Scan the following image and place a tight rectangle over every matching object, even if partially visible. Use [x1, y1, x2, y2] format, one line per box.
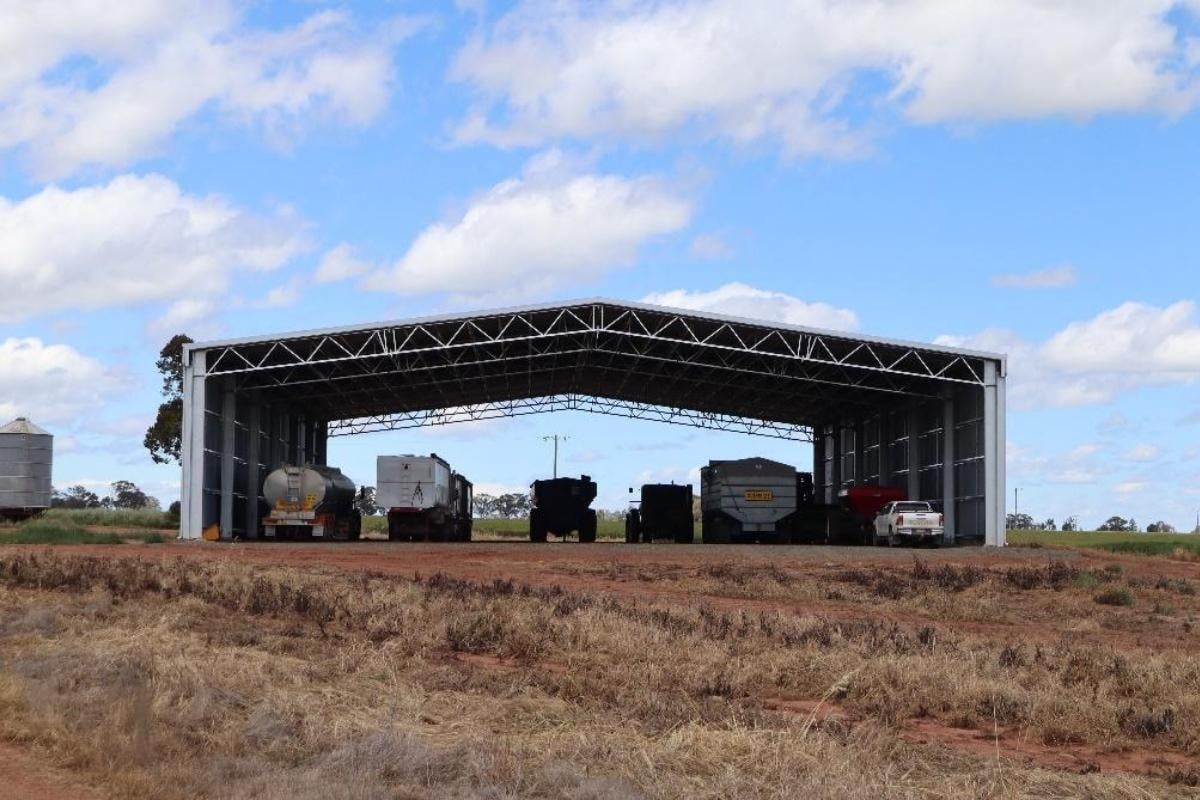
[0, 741, 100, 800]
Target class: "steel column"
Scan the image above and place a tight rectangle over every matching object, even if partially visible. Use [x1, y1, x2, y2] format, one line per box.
[878, 409, 891, 487]
[984, 361, 1000, 547]
[942, 394, 956, 543]
[245, 400, 262, 539]
[812, 431, 826, 503]
[180, 349, 207, 540]
[906, 402, 920, 501]
[830, 424, 842, 499]
[219, 385, 236, 540]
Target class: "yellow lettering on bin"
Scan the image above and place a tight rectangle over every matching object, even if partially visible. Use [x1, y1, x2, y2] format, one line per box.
[744, 490, 773, 501]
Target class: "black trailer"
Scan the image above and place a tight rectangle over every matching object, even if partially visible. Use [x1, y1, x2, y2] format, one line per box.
[626, 483, 694, 543]
[530, 475, 598, 542]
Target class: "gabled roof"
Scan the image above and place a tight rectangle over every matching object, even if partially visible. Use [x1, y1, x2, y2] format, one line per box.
[187, 298, 1004, 437]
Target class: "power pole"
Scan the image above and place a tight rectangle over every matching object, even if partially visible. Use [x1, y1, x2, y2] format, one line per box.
[542, 434, 568, 478]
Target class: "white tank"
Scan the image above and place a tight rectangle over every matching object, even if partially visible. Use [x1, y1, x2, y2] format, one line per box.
[377, 454, 452, 511]
[262, 464, 356, 512]
[0, 417, 53, 517]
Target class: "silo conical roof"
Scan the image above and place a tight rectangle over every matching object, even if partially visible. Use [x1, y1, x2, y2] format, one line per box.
[0, 417, 51, 436]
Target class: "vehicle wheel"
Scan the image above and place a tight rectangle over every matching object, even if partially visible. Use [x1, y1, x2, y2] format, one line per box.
[674, 527, 694, 545]
[530, 509, 547, 543]
[887, 527, 896, 547]
[580, 511, 597, 543]
[625, 511, 640, 544]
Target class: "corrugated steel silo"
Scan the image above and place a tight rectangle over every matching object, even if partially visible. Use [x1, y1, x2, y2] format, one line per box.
[0, 417, 53, 521]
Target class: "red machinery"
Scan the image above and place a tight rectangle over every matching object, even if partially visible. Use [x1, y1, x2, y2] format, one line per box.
[839, 485, 906, 544]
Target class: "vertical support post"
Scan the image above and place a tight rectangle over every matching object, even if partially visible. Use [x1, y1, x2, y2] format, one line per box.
[852, 417, 865, 487]
[997, 367, 1007, 547]
[812, 428, 826, 504]
[907, 402, 920, 501]
[984, 360, 1001, 547]
[181, 350, 207, 540]
[942, 393, 956, 544]
[219, 385, 236, 541]
[245, 399, 261, 540]
[878, 409, 891, 487]
[829, 424, 842, 500]
[296, 415, 307, 464]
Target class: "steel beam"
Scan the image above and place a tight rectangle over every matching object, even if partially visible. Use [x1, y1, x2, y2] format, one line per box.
[180, 350, 207, 540]
[219, 386, 236, 541]
[942, 394, 956, 543]
[984, 361, 1000, 547]
[906, 402, 920, 501]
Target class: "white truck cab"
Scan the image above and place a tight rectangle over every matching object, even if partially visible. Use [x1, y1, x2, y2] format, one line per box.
[873, 501, 945, 547]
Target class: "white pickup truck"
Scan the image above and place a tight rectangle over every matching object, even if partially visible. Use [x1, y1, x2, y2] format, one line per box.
[873, 501, 945, 547]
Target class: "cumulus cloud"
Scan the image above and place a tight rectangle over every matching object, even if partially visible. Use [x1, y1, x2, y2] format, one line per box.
[365, 151, 693, 299]
[991, 264, 1078, 289]
[0, 338, 125, 423]
[0, 174, 308, 323]
[314, 244, 371, 284]
[0, 2, 416, 178]
[937, 300, 1200, 410]
[641, 283, 859, 332]
[452, 0, 1200, 155]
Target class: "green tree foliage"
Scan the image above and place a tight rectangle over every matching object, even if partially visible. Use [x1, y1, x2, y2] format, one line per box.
[1098, 516, 1139, 532]
[143, 334, 193, 465]
[1062, 516, 1080, 532]
[52, 485, 103, 509]
[1146, 521, 1176, 533]
[355, 486, 380, 516]
[474, 492, 532, 518]
[1006, 512, 1035, 530]
[110, 480, 158, 510]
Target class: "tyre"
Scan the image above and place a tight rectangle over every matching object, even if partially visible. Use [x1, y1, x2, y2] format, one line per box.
[674, 525, 694, 545]
[580, 510, 597, 543]
[625, 511, 640, 544]
[530, 509, 547, 543]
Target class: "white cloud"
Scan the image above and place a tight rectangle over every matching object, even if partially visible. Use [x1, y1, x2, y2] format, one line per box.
[365, 151, 693, 299]
[991, 264, 1078, 289]
[0, 174, 308, 323]
[0, 3, 416, 178]
[937, 300, 1200, 410]
[1116, 481, 1149, 496]
[0, 338, 125, 424]
[149, 298, 219, 339]
[1125, 443, 1161, 462]
[452, 0, 1200, 155]
[314, 244, 371, 284]
[689, 232, 733, 260]
[1098, 412, 1130, 434]
[641, 283, 859, 332]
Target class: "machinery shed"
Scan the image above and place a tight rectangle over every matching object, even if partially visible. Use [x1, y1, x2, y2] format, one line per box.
[179, 299, 1007, 545]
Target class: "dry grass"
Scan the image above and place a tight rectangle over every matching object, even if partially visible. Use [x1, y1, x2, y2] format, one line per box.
[0, 552, 1198, 798]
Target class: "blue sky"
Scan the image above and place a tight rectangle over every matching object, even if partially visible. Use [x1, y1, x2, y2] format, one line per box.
[2, 0, 1199, 530]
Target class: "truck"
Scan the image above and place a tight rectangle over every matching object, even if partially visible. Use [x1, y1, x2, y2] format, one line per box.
[873, 500, 945, 547]
[625, 483, 694, 544]
[701, 458, 798, 544]
[377, 454, 473, 542]
[530, 475, 597, 542]
[262, 464, 361, 540]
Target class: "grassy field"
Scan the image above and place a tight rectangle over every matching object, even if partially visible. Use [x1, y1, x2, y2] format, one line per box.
[1008, 529, 1200, 557]
[0, 518, 165, 545]
[39, 508, 175, 529]
[1, 550, 1198, 798]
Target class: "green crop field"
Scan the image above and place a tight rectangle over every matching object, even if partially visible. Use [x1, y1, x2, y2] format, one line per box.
[39, 508, 176, 529]
[0, 518, 165, 545]
[1007, 528, 1200, 557]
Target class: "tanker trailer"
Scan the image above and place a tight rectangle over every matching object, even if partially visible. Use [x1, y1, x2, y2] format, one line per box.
[262, 464, 361, 540]
[627, 483, 694, 543]
[530, 475, 597, 543]
[700, 457, 798, 544]
[378, 454, 473, 541]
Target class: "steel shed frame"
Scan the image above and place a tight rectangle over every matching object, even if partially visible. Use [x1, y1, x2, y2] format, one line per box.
[180, 299, 1006, 545]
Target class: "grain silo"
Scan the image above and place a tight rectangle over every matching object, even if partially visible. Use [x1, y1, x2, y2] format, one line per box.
[0, 417, 53, 521]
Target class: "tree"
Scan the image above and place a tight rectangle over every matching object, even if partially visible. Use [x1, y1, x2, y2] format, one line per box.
[1098, 516, 1139, 533]
[1062, 516, 1080, 532]
[493, 492, 532, 519]
[1042, 518, 1057, 531]
[52, 485, 103, 509]
[474, 494, 499, 517]
[355, 486, 380, 516]
[1006, 512, 1035, 530]
[110, 480, 157, 510]
[143, 334, 193, 465]
[1147, 521, 1176, 533]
